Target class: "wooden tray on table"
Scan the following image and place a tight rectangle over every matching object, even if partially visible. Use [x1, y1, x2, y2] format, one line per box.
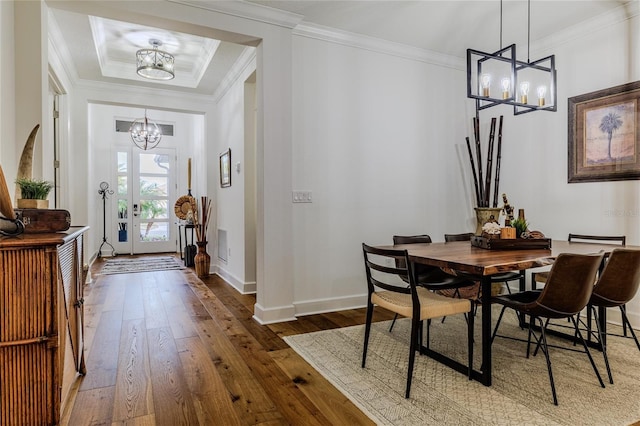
[471, 236, 552, 250]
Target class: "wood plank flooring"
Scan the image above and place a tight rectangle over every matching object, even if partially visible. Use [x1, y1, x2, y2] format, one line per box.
[62, 256, 394, 425]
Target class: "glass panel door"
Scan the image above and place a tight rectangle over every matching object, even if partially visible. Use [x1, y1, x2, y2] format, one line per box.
[114, 147, 176, 254]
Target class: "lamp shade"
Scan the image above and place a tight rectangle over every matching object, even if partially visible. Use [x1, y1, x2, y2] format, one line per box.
[136, 39, 174, 81]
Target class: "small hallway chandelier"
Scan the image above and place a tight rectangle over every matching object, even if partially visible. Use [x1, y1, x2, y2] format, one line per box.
[136, 39, 175, 81]
[129, 110, 162, 150]
[466, 0, 557, 116]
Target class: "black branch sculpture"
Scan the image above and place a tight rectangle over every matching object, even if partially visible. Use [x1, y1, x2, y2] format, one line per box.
[465, 115, 504, 208]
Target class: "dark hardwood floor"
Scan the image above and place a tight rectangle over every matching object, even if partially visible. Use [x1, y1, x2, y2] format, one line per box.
[62, 256, 394, 425]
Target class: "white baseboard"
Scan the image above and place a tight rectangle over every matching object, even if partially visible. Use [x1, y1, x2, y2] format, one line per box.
[293, 293, 369, 317]
[253, 302, 296, 325]
[608, 307, 640, 331]
[626, 310, 640, 330]
[214, 265, 256, 294]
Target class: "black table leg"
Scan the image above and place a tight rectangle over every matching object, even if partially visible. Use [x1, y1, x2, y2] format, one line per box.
[480, 275, 492, 386]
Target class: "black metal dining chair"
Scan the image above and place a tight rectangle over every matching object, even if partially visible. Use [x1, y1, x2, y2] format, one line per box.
[388, 234, 476, 330]
[491, 252, 605, 405]
[361, 243, 473, 398]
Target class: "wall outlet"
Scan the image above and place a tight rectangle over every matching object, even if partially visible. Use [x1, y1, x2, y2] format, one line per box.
[292, 191, 312, 203]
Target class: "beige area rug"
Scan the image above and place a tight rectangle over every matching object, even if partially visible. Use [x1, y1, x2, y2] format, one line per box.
[99, 256, 185, 275]
[284, 309, 640, 425]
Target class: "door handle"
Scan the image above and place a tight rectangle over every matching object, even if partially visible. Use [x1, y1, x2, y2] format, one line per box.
[133, 203, 139, 217]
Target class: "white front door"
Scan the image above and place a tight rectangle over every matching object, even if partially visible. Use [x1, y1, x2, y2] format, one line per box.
[113, 147, 176, 254]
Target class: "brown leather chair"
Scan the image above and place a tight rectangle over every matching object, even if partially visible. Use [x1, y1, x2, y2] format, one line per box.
[582, 248, 640, 384]
[444, 232, 524, 295]
[491, 252, 606, 405]
[361, 243, 473, 398]
[531, 233, 626, 290]
[531, 234, 627, 336]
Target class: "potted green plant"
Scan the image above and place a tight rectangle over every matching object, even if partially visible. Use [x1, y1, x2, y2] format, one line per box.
[15, 178, 53, 209]
[511, 217, 529, 238]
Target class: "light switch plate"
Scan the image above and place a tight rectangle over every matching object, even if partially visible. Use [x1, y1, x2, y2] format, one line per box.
[292, 191, 312, 203]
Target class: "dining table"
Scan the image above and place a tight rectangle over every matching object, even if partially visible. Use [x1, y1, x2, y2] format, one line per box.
[382, 239, 639, 387]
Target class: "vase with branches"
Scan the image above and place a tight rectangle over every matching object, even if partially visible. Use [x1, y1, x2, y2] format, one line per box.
[190, 196, 213, 278]
[465, 115, 505, 234]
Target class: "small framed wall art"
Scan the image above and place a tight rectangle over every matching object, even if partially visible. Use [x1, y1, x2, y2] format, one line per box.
[220, 148, 231, 188]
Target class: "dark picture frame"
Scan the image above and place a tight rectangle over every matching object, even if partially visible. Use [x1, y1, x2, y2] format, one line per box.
[568, 81, 640, 183]
[219, 148, 231, 188]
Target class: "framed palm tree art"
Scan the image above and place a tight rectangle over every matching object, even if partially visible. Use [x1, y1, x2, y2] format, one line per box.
[569, 80, 640, 182]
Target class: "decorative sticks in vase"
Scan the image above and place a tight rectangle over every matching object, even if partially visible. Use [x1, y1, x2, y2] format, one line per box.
[192, 196, 212, 243]
[191, 196, 212, 278]
[465, 115, 504, 208]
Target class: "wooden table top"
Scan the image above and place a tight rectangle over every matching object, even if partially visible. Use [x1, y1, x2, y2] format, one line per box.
[0, 226, 89, 249]
[381, 240, 637, 276]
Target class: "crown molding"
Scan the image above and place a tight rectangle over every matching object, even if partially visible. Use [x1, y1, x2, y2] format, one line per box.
[169, 0, 303, 29]
[47, 8, 79, 85]
[532, 0, 640, 55]
[75, 78, 216, 112]
[212, 47, 256, 103]
[293, 22, 465, 71]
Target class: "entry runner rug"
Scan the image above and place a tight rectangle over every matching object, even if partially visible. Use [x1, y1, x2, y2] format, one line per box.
[284, 310, 640, 425]
[100, 256, 185, 275]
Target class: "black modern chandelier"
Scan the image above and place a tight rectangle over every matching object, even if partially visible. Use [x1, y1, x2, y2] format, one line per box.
[467, 0, 557, 116]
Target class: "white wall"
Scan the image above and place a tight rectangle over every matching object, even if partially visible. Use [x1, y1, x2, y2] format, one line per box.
[213, 56, 257, 293]
[496, 8, 640, 242]
[0, 0, 16, 175]
[288, 33, 471, 315]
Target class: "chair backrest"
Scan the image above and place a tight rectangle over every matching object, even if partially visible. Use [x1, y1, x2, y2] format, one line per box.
[568, 233, 626, 245]
[592, 248, 640, 305]
[444, 232, 474, 242]
[392, 235, 436, 274]
[535, 252, 604, 317]
[362, 243, 419, 308]
[393, 235, 432, 245]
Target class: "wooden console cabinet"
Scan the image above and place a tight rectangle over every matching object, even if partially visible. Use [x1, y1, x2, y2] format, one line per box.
[0, 227, 88, 425]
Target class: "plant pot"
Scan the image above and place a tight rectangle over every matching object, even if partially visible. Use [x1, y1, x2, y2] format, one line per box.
[194, 241, 211, 278]
[474, 207, 502, 236]
[500, 227, 516, 239]
[17, 199, 48, 209]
